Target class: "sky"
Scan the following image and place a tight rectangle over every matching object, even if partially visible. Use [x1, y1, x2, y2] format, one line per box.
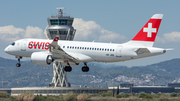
[0, 0, 180, 67]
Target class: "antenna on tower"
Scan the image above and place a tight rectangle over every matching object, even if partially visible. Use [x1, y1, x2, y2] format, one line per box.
[56, 7, 65, 17]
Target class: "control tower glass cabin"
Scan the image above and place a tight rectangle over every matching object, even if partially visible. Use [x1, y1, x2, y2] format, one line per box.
[46, 9, 76, 40]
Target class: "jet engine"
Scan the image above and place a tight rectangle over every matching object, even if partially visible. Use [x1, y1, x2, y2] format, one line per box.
[31, 52, 53, 65]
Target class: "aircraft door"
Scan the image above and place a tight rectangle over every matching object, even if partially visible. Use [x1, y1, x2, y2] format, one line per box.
[21, 40, 27, 51]
[116, 45, 122, 57]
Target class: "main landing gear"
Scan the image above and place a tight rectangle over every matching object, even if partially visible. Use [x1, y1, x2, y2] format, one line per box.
[16, 56, 22, 67]
[64, 63, 72, 72]
[82, 63, 89, 72]
[64, 63, 89, 72]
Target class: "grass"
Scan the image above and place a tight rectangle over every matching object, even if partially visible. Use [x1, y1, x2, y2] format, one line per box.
[2, 91, 180, 101]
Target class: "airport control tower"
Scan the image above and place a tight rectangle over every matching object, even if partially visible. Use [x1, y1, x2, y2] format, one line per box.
[46, 8, 76, 40]
[46, 8, 76, 87]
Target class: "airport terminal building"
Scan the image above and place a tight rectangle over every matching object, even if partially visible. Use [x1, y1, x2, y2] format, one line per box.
[1, 83, 180, 95]
[109, 83, 180, 94]
[0, 87, 108, 95]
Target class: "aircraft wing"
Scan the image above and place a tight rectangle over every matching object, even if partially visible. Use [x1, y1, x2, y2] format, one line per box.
[49, 35, 94, 63]
[66, 52, 94, 62]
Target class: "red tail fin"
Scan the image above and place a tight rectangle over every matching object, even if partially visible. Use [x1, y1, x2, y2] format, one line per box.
[132, 14, 163, 42]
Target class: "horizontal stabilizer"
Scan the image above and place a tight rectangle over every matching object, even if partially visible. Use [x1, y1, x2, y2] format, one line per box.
[135, 48, 150, 54]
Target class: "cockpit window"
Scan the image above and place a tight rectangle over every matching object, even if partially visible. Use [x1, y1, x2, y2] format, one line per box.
[11, 42, 15, 46]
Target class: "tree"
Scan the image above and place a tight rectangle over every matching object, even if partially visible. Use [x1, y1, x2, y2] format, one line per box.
[116, 85, 119, 95]
[113, 87, 115, 97]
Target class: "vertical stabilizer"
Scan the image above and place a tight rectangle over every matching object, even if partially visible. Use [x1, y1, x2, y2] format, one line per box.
[126, 14, 163, 47]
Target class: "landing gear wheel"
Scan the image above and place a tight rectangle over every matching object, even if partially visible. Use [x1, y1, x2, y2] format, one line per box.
[64, 66, 72, 72]
[86, 67, 89, 72]
[16, 63, 21, 67]
[64, 66, 68, 71]
[15, 56, 22, 67]
[82, 66, 85, 71]
[82, 66, 89, 72]
[68, 66, 72, 72]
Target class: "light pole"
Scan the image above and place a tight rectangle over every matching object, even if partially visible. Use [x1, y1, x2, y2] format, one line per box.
[113, 79, 114, 97]
[93, 76, 95, 88]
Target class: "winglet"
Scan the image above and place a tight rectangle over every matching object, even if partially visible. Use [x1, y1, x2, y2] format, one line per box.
[51, 35, 59, 45]
[53, 35, 59, 42]
[49, 35, 61, 52]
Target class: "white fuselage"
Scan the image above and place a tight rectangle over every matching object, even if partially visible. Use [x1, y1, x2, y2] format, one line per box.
[4, 14, 167, 69]
[4, 38, 165, 64]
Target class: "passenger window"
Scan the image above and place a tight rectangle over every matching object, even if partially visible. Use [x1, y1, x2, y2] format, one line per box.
[113, 49, 114, 51]
[102, 48, 104, 51]
[82, 47, 84, 49]
[87, 47, 89, 50]
[95, 48, 96, 50]
[67, 46, 69, 48]
[97, 48, 99, 50]
[80, 47, 81, 49]
[105, 49, 106, 51]
[77, 47, 79, 49]
[72, 47, 74, 49]
[85, 47, 86, 50]
[100, 48, 101, 51]
[92, 48, 94, 50]
[63, 46, 65, 48]
[107, 49, 109, 51]
[110, 49, 112, 51]
[90, 48, 91, 50]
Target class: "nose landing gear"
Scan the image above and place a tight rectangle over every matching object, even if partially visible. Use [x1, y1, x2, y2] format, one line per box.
[16, 56, 22, 67]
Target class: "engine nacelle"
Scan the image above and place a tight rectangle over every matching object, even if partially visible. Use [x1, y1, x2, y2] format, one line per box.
[31, 52, 53, 65]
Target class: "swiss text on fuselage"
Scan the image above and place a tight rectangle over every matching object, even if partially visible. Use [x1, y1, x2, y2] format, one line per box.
[28, 41, 50, 50]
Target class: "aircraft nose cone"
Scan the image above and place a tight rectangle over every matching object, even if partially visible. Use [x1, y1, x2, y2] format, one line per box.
[4, 46, 10, 54]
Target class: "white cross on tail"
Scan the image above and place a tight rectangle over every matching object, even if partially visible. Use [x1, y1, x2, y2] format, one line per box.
[143, 23, 156, 37]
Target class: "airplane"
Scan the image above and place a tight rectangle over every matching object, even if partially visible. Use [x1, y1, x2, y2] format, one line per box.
[4, 14, 168, 72]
